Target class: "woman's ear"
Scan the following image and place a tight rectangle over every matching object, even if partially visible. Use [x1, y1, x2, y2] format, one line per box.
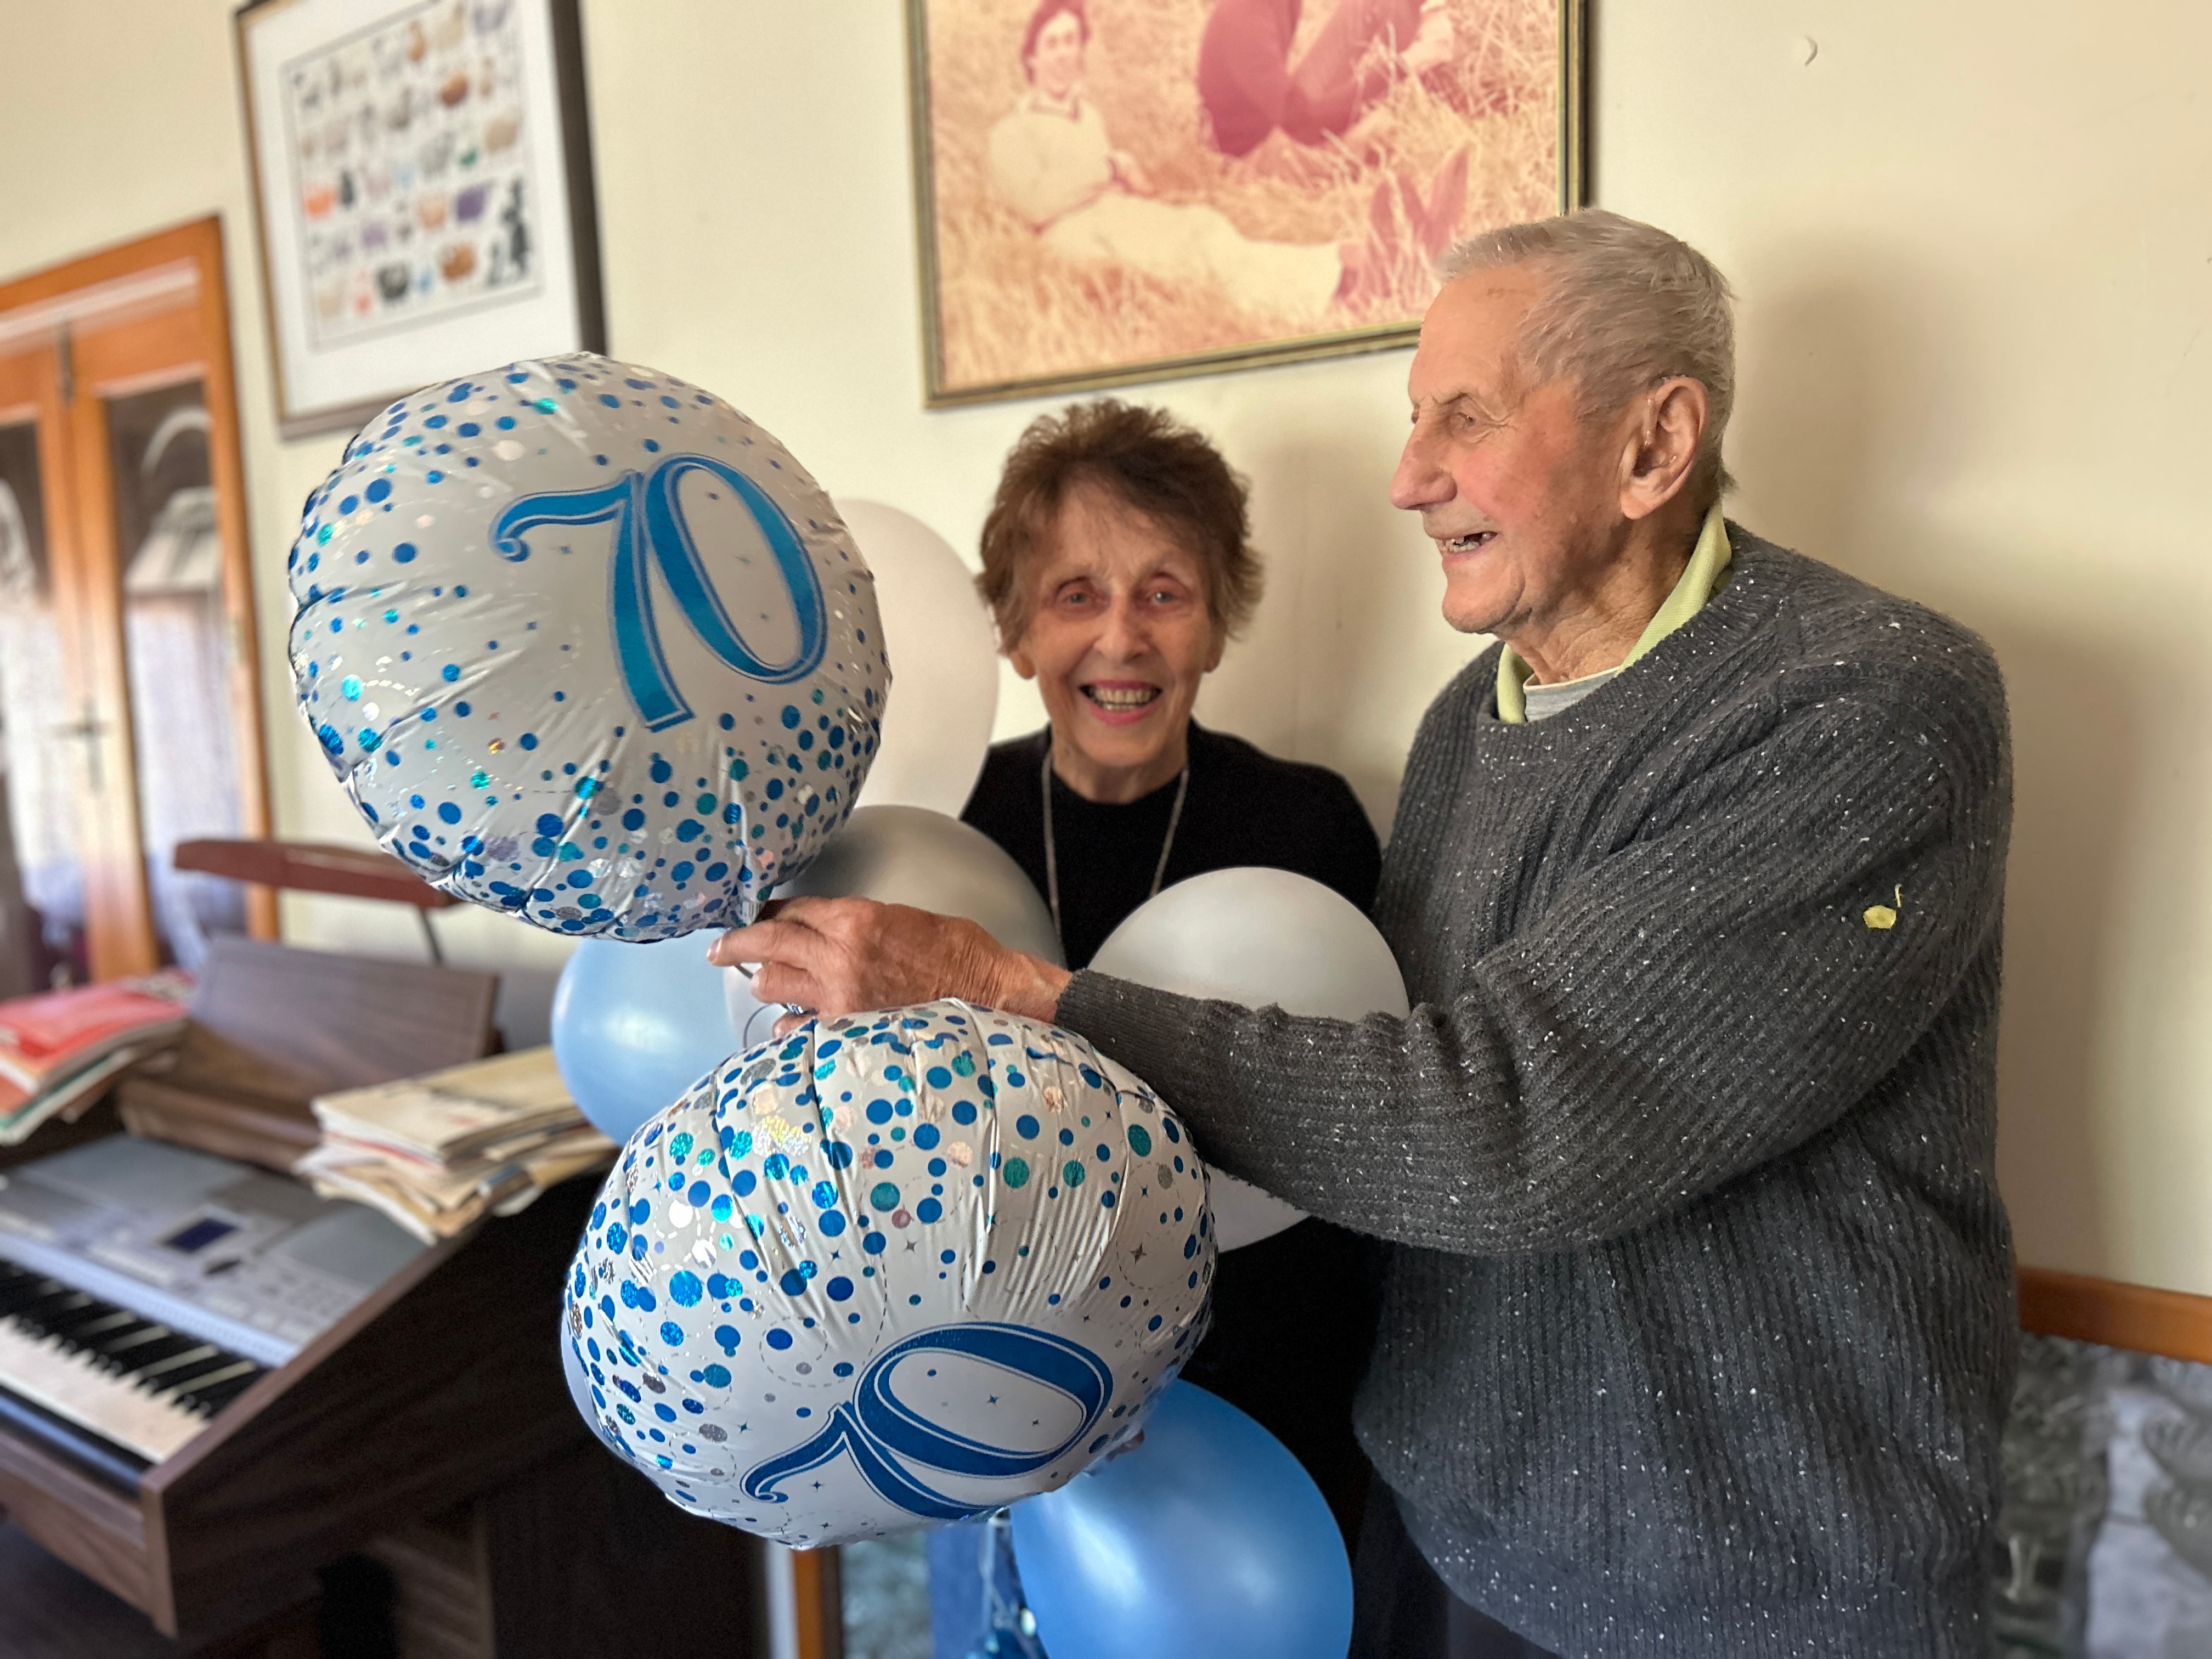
[1204, 619, 1227, 674]
[1007, 632, 1040, 680]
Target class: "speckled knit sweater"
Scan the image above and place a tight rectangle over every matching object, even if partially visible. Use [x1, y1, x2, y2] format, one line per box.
[1056, 532, 2017, 1657]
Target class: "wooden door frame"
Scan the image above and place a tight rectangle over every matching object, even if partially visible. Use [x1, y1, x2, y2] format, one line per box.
[0, 217, 278, 963]
[791, 1548, 842, 1659]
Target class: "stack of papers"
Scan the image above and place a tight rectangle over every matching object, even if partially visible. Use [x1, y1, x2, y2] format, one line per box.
[0, 972, 194, 1146]
[295, 1047, 615, 1243]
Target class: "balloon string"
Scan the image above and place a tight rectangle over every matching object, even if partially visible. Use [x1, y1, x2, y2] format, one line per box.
[1040, 741, 1189, 961]
[733, 960, 809, 1018]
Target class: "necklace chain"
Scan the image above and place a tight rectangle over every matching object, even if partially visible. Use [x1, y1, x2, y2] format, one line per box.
[1041, 742, 1189, 959]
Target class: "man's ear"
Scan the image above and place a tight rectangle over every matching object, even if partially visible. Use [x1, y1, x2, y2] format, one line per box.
[1618, 377, 1708, 523]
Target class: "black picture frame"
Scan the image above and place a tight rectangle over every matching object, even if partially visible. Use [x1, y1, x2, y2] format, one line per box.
[235, 0, 606, 440]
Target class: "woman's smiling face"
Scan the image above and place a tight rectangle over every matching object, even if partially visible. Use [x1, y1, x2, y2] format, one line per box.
[1008, 482, 1223, 804]
[1025, 9, 1087, 101]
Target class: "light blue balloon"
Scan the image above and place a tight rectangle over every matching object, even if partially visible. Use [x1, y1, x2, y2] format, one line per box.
[550, 934, 736, 1141]
[1009, 1382, 1353, 1659]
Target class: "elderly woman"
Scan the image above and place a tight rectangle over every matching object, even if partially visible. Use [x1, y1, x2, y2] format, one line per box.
[932, 399, 1381, 1650]
[960, 398, 1379, 962]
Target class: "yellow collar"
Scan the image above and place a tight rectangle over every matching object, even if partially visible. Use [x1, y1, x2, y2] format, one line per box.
[1497, 503, 1733, 724]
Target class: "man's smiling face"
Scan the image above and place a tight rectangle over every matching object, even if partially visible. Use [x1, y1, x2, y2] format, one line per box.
[1390, 264, 1628, 642]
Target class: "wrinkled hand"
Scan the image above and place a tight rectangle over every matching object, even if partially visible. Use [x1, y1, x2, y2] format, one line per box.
[708, 897, 1071, 1037]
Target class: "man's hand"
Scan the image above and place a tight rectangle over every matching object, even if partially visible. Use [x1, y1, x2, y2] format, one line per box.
[708, 898, 1073, 1037]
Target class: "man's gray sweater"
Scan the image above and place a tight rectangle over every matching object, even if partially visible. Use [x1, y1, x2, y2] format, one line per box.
[1057, 532, 2016, 1656]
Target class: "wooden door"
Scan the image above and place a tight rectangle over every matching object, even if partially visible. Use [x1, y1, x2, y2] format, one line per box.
[0, 219, 274, 982]
[0, 342, 95, 992]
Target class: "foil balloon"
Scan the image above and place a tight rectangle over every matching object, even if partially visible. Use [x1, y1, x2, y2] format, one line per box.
[287, 352, 889, 940]
[562, 999, 1214, 1547]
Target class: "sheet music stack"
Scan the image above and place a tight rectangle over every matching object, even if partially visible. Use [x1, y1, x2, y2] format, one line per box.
[0, 972, 194, 1146]
[295, 1047, 616, 1243]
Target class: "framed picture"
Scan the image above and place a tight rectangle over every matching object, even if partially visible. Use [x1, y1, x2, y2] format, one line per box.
[235, 0, 605, 439]
[906, 0, 1585, 408]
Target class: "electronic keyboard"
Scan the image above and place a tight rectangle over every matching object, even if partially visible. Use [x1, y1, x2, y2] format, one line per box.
[0, 1135, 425, 1477]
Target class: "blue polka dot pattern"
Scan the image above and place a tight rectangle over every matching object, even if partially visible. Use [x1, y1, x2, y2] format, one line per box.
[560, 1000, 1212, 1547]
[287, 353, 888, 940]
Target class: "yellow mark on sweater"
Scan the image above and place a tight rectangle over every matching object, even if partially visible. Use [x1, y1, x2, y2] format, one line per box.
[1864, 885, 1904, 930]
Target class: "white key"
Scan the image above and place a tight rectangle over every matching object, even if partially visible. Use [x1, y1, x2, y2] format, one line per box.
[0, 1314, 208, 1463]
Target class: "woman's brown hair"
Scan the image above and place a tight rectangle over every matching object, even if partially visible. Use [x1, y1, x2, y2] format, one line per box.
[1018, 0, 1089, 76]
[975, 398, 1262, 649]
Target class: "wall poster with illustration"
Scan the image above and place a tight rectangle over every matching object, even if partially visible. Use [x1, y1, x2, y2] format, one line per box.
[906, 0, 1585, 406]
[236, 0, 604, 437]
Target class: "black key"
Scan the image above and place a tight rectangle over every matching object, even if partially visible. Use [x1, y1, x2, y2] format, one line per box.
[0, 1276, 76, 1318]
[185, 1372, 262, 1416]
[133, 1343, 221, 1383]
[0, 1267, 258, 1407]
[61, 1308, 139, 1342]
[9, 1289, 98, 1338]
[153, 1355, 243, 1397]
[170, 1359, 261, 1413]
[48, 1301, 136, 1344]
[103, 1333, 213, 1383]
[87, 1321, 175, 1362]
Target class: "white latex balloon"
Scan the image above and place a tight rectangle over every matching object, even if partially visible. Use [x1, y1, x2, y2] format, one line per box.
[1090, 867, 1408, 1250]
[723, 803, 1064, 1047]
[783, 804, 1063, 963]
[837, 500, 999, 817]
[289, 353, 888, 940]
[563, 1000, 1214, 1546]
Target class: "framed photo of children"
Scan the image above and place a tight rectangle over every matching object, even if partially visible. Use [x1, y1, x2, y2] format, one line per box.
[235, 0, 606, 439]
[905, 0, 1585, 407]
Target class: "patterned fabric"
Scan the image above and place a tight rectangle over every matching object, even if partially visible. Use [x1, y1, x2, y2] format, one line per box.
[1058, 529, 2018, 1655]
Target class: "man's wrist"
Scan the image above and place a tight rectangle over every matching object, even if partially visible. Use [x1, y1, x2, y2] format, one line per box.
[995, 954, 1071, 1025]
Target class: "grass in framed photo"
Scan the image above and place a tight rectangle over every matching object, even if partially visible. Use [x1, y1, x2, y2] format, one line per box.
[908, 0, 1583, 407]
[235, 0, 604, 438]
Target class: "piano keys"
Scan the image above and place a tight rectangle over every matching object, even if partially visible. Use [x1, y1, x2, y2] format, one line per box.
[0, 1134, 425, 1476]
[0, 1260, 263, 1468]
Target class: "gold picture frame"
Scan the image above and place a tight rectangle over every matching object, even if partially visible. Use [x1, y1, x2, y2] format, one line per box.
[906, 0, 1585, 408]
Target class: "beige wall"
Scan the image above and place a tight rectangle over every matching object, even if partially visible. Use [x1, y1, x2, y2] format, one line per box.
[1, 1, 2207, 1291]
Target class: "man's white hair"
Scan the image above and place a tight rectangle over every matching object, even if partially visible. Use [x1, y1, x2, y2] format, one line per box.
[1442, 208, 1736, 504]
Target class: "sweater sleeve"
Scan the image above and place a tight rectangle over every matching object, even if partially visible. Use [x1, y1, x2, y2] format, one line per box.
[1056, 675, 2011, 1255]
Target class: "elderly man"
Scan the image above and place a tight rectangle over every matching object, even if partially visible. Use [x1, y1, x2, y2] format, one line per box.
[714, 209, 2016, 1656]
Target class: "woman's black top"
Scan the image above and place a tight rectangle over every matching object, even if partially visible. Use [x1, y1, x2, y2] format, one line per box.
[960, 723, 1381, 971]
[961, 720, 1384, 1538]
